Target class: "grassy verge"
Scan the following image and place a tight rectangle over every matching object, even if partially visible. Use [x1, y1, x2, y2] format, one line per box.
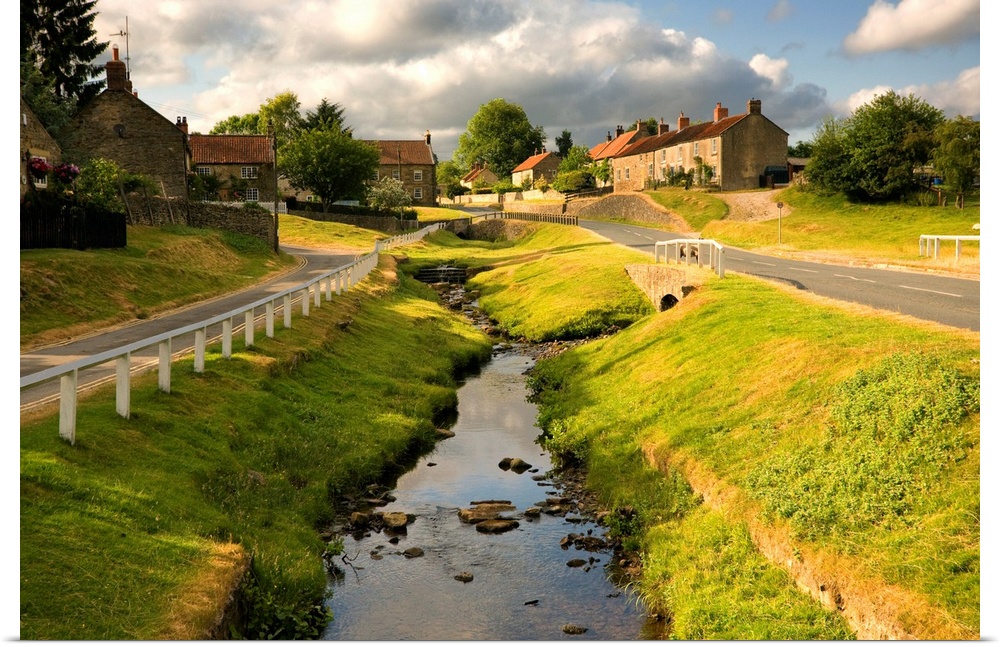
[20, 256, 492, 639]
[20, 225, 297, 350]
[646, 187, 729, 231]
[400, 222, 656, 341]
[413, 206, 470, 221]
[277, 213, 390, 249]
[702, 186, 979, 274]
[527, 275, 979, 639]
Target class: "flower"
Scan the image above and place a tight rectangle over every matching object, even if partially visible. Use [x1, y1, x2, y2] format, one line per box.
[27, 157, 51, 179]
[53, 162, 81, 184]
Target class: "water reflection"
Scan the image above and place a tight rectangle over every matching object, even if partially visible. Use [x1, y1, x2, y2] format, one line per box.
[322, 351, 661, 640]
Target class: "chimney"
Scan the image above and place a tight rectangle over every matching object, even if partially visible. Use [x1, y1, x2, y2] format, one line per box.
[176, 116, 188, 134]
[606, 130, 612, 142]
[714, 102, 729, 122]
[677, 112, 690, 130]
[747, 98, 762, 115]
[615, 124, 624, 137]
[424, 129, 431, 145]
[106, 45, 127, 92]
[657, 118, 669, 135]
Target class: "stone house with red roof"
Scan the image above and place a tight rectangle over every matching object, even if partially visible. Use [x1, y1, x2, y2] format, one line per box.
[189, 133, 277, 203]
[59, 45, 190, 199]
[362, 131, 437, 207]
[511, 149, 561, 188]
[612, 100, 788, 192]
[460, 162, 499, 191]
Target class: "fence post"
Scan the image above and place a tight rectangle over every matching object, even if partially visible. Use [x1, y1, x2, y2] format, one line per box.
[245, 310, 255, 347]
[313, 282, 321, 308]
[195, 328, 206, 372]
[158, 339, 172, 393]
[222, 318, 233, 358]
[301, 289, 310, 317]
[266, 302, 275, 338]
[955, 239, 962, 261]
[283, 294, 292, 328]
[116, 354, 130, 419]
[325, 276, 332, 301]
[59, 369, 78, 444]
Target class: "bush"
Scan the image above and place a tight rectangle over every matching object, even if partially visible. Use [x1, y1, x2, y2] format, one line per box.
[551, 170, 595, 193]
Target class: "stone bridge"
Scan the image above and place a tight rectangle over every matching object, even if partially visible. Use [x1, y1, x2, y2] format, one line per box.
[624, 264, 697, 311]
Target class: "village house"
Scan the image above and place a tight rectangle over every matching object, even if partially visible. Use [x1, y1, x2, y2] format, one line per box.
[588, 120, 662, 187]
[361, 132, 437, 207]
[460, 162, 499, 191]
[59, 45, 189, 199]
[611, 100, 788, 192]
[188, 133, 277, 204]
[511, 149, 561, 188]
[19, 97, 63, 197]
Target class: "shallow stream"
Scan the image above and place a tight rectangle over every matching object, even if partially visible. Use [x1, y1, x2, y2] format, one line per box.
[321, 348, 663, 640]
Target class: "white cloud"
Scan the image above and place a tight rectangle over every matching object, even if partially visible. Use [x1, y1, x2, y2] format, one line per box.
[837, 66, 979, 118]
[767, 0, 794, 22]
[843, 0, 979, 55]
[749, 54, 791, 90]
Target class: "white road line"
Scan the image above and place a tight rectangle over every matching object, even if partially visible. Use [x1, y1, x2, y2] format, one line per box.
[834, 273, 876, 283]
[899, 285, 963, 298]
[789, 267, 819, 273]
[752, 261, 776, 266]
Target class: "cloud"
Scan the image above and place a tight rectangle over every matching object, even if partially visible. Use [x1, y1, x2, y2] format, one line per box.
[767, 0, 794, 22]
[837, 67, 979, 118]
[712, 9, 734, 25]
[843, 0, 979, 55]
[749, 54, 791, 90]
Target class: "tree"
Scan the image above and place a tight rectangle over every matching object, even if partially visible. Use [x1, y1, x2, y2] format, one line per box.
[304, 98, 349, 133]
[20, 53, 74, 137]
[454, 98, 545, 179]
[210, 113, 260, 135]
[436, 161, 468, 199]
[259, 91, 304, 151]
[626, 118, 658, 136]
[933, 116, 979, 208]
[555, 130, 573, 158]
[558, 145, 592, 173]
[788, 141, 814, 157]
[279, 130, 379, 211]
[806, 91, 944, 201]
[593, 159, 612, 186]
[366, 176, 412, 215]
[21, 0, 108, 105]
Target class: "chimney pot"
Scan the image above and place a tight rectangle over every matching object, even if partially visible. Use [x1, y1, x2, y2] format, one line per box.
[677, 112, 690, 131]
[714, 102, 729, 122]
[424, 129, 431, 145]
[106, 45, 128, 92]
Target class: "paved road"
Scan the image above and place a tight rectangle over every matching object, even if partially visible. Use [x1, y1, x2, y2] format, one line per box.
[20, 246, 361, 410]
[581, 220, 980, 331]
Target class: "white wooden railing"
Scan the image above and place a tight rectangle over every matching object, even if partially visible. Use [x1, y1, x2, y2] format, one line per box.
[918, 234, 980, 260]
[21, 223, 445, 445]
[654, 239, 726, 277]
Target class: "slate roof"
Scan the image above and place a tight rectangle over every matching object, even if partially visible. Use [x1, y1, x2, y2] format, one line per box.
[362, 139, 435, 166]
[512, 151, 559, 172]
[189, 135, 273, 164]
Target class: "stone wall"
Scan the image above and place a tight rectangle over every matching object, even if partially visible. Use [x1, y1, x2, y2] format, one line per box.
[124, 195, 276, 247]
[623, 264, 697, 311]
[574, 193, 684, 228]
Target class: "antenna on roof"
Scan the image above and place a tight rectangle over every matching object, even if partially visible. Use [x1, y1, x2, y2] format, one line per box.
[110, 16, 130, 79]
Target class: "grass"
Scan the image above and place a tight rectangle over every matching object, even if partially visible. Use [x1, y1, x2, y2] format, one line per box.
[701, 186, 980, 274]
[413, 206, 471, 221]
[20, 225, 297, 350]
[20, 256, 493, 639]
[277, 213, 391, 249]
[527, 274, 979, 639]
[646, 187, 729, 231]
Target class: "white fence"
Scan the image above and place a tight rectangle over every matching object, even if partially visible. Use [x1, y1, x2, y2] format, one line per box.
[475, 211, 579, 226]
[918, 234, 980, 260]
[21, 223, 446, 444]
[654, 239, 726, 278]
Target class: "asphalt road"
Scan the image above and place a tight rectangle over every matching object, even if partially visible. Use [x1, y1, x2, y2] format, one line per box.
[580, 219, 980, 332]
[20, 245, 360, 410]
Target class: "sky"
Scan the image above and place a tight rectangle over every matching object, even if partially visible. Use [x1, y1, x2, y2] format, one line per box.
[83, 0, 982, 161]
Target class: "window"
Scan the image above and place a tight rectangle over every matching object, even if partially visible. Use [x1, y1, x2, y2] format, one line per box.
[711, 138, 718, 155]
[371, 171, 379, 181]
[414, 170, 423, 181]
[31, 156, 48, 188]
[625, 168, 630, 180]
[693, 142, 699, 156]
[195, 166, 212, 176]
[414, 187, 423, 199]
[244, 188, 259, 201]
[241, 166, 258, 179]
[617, 169, 621, 181]
[648, 163, 653, 176]
[392, 169, 400, 180]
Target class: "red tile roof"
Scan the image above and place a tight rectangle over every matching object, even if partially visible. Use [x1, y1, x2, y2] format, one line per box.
[362, 139, 435, 166]
[512, 151, 559, 172]
[189, 134, 273, 164]
[590, 129, 647, 161]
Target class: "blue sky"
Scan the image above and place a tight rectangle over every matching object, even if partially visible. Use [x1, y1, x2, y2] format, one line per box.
[79, 0, 980, 160]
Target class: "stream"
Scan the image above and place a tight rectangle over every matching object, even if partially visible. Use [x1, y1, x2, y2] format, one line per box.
[320, 346, 664, 640]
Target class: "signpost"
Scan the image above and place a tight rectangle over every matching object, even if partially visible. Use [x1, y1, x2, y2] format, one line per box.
[777, 201, 784, 244]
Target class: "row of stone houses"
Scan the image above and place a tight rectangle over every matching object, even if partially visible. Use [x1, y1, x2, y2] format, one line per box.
[20, 45, 437, 208]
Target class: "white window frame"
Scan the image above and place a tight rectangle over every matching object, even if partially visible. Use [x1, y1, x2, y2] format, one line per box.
[392, 169, 400, 180]
[414, 187, 423, 199]
[625, 168, 630, 180]
[32, 156, 48, 188]
[693, 142, 700, 157]
[414, 170, 423, 181]
[244, 187, 259, 201]
[371, 171, 379, 181]
[711, 138, 718, 155]
[241, 166, 258, 179]
[195, 166, 212, 176]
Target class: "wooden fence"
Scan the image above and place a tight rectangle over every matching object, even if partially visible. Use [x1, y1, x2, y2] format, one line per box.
[21, 203, 126, 250]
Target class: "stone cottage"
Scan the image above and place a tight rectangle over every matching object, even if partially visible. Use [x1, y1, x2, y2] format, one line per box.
[511, 149, 561, 188]
[361, 131, 437, 207]
[19, 97, 63, 196]
[189, 133, 277, 203]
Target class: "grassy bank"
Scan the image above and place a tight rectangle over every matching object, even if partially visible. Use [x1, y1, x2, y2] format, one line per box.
[646, 188, 729, 231]
[527, 275, 979, 639]
[277, 213, 392, 250]
[20, 225, 297, 350]
[20, 256, 492, 639]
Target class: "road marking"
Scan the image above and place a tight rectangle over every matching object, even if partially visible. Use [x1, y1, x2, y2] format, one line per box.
[834, 274, 876, 283]
[752, 261, 776, 266]
[789, 267, 819, 273]
[899, 285, 963, 298]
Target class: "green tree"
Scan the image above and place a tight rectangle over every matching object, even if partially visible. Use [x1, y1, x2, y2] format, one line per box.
[933, 116, 979, 208]
[804, 117, 851, 195]
[210, 113, 260, 135]
[593, 159, 612, 186]
[626, 118, 658, 136]
[436, 161, 468, 199]
[558, 145, 592, 173]
[366, 176, 411, 215]
[304, 98, 349, 133]
[21, 0, 108, 105]
[555, 130, 573, 157]
[20, 53, 74, 137]
[788, 140, 814, 157]
[279, 130, 379, 211]
[455, 98, 545, 179]
[75, 158, 157, 212]
[259, 91, 304, 151]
